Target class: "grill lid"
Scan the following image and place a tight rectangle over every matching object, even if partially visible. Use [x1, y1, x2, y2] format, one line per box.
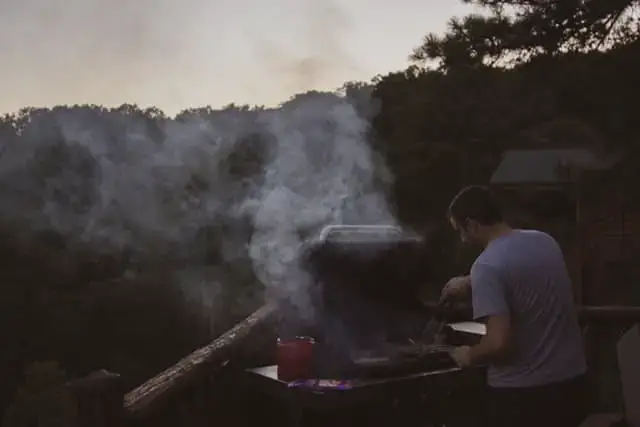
[307, 224, 421, 248]
[302, 224, 430, 296]
[300, 225, 433, 351]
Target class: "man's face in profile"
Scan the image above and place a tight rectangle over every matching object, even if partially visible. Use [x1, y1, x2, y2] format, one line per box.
[450, 216, 482, 246]
[450, 217, 469, 243]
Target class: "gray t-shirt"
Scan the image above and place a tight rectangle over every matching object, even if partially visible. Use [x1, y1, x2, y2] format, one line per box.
[471, 229, 586, 388]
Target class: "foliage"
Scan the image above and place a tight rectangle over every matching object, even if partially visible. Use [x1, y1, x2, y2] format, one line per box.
[411, 0, 640, 69]
[2, 362, 75, 427]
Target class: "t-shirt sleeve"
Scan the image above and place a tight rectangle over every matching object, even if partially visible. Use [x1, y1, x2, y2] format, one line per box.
[471, 262, 509, 320]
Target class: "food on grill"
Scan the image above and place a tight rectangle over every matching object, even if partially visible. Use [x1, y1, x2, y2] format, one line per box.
[353, 356, 393, 367]
[349, 343, 456, 378]
[395, 343, 452, 357]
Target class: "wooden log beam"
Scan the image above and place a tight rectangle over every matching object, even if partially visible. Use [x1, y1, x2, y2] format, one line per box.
[123, 302, 277, 418]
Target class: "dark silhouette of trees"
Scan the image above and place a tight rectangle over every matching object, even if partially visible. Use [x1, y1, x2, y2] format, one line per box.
[411, 0, 640, 69]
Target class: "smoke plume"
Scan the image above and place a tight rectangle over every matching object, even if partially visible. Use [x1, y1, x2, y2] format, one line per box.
[0, 91, 396, 323]
[0, 0, 397, 326]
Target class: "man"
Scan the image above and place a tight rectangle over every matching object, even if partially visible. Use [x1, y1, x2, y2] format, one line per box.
[441, 185, 587, 427]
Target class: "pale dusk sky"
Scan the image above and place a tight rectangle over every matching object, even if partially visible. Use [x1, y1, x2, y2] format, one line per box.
[0, 0, 478, 116]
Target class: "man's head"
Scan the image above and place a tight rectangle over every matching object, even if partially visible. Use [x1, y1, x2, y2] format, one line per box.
[448, 185, 505, 247]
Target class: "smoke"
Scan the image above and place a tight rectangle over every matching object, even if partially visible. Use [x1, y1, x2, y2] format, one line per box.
[0, 91, 396, 323]
[241, 94, 396, 316]
[0, 0, 398, 326]
[247, 0, 363, 98]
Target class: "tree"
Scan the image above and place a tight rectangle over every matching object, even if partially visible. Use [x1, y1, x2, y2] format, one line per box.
[371, 0, 640, 232]
[2, 362, 76, 427]
[411, 0, 640, 70]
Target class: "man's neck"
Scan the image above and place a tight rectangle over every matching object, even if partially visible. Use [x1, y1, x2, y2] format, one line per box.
[483, 223, 513, 247]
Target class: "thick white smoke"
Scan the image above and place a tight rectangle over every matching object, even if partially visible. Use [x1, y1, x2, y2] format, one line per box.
[241, 93, 396, 315]
[0, 91, 397, 321]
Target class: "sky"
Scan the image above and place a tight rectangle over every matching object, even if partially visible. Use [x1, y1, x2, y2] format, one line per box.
[0, 0, 478, 116]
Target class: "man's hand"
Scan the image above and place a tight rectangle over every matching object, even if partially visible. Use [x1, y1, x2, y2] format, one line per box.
[439, 275, 471, 304]
[450, 345, 472, 368]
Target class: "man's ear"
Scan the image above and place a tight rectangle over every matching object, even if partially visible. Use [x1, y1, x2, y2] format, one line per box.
[449, 216, 459, 230]
[464, 218, 478, 232]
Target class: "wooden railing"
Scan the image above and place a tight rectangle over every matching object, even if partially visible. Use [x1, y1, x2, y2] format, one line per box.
[578, 305, 640, 320]
[66, 302, 277, 426]
[65, 304, 640, 427]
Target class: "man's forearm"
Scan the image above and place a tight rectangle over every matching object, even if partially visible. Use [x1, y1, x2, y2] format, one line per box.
[468, 317, 511, 366]
[468, 337, 497, 366]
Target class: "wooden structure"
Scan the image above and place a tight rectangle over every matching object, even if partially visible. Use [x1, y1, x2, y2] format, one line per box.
[58, 302, 640, 427]
[489, 148, 638, 305]
[578, 168, 640, 306]
[64, 303, 278, 427]
[489, 148, 640, 423]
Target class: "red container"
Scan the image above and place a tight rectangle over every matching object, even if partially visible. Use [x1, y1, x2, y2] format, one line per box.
[276, 336, 315, 381]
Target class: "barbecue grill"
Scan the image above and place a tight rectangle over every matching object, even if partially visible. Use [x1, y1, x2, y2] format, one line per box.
[297, 225, 455, 378]
[244, 225, 486, 426]
[245, 226, 484, 427]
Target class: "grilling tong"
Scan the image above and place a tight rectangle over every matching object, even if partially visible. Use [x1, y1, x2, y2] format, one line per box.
[419, 299, 453, 345]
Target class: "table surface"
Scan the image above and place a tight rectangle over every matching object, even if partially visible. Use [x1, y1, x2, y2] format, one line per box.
[243, 364, 483, 414]
[248, 364, 461, 388]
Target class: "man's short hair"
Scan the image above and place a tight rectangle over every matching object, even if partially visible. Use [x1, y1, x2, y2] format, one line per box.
[448, 185, 503, 226]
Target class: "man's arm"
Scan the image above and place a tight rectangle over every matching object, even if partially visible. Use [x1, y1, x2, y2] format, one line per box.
[468, 314, 511, 365]
[440, 275, 471, 303]
[468, 264, 512, 366]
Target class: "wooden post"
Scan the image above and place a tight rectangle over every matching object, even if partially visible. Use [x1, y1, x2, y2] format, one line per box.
[575, 176, 583, 305]
[617, 323, 640, 425]
[66, 369, 126, 427]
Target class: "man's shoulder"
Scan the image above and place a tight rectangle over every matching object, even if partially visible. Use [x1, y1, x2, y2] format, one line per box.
[515, 228, 555, 242]
[474, 229, 557, 270]
[470, 258, 501, 277]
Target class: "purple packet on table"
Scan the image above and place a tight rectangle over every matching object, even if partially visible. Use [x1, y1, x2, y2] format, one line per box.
[287, 379, 353, 390]
[315, 379, 353, 389]
[287, 379, 317, 388]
